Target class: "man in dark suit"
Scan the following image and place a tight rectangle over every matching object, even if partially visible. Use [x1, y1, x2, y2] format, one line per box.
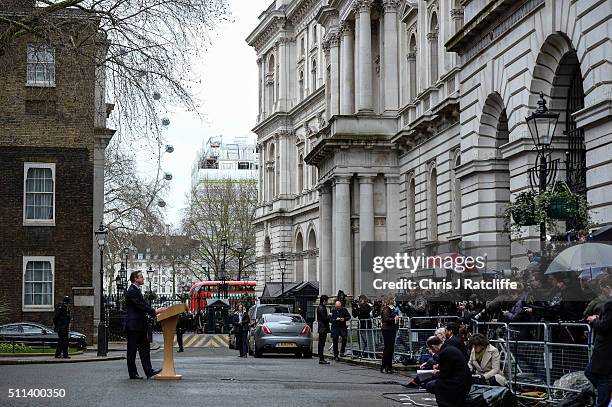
[330, 300, 351, 360]
[53, 296, 71, 359]
[232, 304, 250, 357]
[585, 275, 612, 407]
[442, 322, 468, 361]
[316, 295, 330, 365]
[425, 335, 472, 407]
[176, 310, 190, 353]
[124, 271, 165, 379]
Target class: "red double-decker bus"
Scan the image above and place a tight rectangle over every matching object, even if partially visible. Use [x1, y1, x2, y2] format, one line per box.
[189, 281, 257, 314]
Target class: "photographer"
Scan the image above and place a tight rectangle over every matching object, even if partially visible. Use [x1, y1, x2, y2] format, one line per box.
[352, 295, 372, 357]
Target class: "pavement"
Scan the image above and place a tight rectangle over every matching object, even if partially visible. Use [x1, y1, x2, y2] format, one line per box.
[313, 339, 417, 372]
[0, 341, 438, 407]
[0, 342, 159, 365]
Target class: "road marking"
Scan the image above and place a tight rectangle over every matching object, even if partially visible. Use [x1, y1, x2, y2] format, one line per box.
[172, 334, 229, 348]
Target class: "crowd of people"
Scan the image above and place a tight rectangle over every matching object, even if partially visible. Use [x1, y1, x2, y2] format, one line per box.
[102, 264, 610, 406]
[343, 275, 612, 407]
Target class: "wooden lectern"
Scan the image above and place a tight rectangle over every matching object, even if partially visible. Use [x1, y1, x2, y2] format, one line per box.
[154, 303, 188, 380]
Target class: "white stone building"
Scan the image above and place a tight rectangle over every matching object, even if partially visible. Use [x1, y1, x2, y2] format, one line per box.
[191, 136, 258, 189]
[248, 0, 611, 297]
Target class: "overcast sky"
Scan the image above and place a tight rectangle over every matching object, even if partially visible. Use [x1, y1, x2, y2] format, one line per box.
[141, 0, 271, 229]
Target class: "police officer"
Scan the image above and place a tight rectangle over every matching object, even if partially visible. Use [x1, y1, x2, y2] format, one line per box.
[316, 295, 330, 365]
[176, 311, 190, 352]
[53, 296, 71, 359]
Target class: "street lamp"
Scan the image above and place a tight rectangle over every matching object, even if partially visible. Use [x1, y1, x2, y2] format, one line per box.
[526, 92, 559, 150]
[146, 265, 155, 303]
[220, 237, 228, 299]
[115, 273, 122, 294]
[94, 222, 108, 357]
[123, 247, 130, 270]
[146, 266, 155, 343]
[526, 92, 559, 256]
[231, 244, 244, 281]
[278, 252, 287, 297]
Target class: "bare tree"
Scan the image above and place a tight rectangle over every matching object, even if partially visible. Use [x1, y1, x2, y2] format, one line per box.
[0, 0, 230, 143]
[103, 142, 167, 281]
[182, 178, 257, 282]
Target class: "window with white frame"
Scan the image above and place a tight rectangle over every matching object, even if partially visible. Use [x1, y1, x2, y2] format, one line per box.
[23, 256, 54, 310]
[23, 163, 55, 225]
[27, 44, 55, 86]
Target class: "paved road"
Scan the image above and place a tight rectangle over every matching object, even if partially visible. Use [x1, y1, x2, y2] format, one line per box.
[0, 345, 437, 407]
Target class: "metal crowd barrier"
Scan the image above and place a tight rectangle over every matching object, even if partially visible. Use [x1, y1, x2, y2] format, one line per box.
[342, 317, 593, 403]
[463, 321, 592, 404]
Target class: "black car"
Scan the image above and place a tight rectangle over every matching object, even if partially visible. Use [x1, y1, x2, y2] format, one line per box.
[0, 323, 87, 350]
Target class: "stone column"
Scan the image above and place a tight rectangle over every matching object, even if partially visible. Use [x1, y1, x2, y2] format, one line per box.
[257, 143, 264, 203]
[358, 175, 375, 295]
[334, 176, 352, 295]
[355, 0, 373, 112]
[329, 32, 341, 117]
[257, 57, 263, 120]
[278, 38, 289, 108]
[407, 52, 416, 101]
[340, 21, 355, 115]
[382, 0, 399, 111]
[359, 175, 375, 244]
[319, 184, 333, 296]
[427, 32, 438, 85]
[385, 175, 400, 241]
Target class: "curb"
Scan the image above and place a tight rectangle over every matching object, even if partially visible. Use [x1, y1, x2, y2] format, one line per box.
[0, 355, 125, 365]
[89, 343, 161, 352]
[0, 351, 84, 357]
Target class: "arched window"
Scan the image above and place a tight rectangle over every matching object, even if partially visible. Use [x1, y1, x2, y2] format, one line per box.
[311, 165, 317, 188]
[311, 58, 317, 90]
[267, 55, 276, 113]
[451, 151, 462, 236]
[428, 165, 438, 240]
[307, 228, 317, 281]
[408, 34, 417, 100]
[297, 154, 304, 192]
[295, 232, 304, 282]
[299, 69, 305, 100]
[407, 175, 416, 245]
[267, 143, 276, 200]
[300, 37, 305, 57]
[428, 12, 439, 85]
[326, 65, 331, 109]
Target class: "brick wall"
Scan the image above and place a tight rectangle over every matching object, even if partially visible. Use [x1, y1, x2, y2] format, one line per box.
[0, 15, 98, 341]
[0, 147, 94, 338]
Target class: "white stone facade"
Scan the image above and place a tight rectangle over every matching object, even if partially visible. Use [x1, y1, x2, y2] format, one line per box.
[248, 0, 612, 297]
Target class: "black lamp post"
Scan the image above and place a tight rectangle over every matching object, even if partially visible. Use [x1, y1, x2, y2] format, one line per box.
[278, 252, 287, 297]
[146, 265, 154, 343]
[231, 244, 243, 281]
[526, 92, 559, 257]
[220, 237, 228, 299]
[146, 265, 155, 305]
[94, 222, 108, 357]
[115, 274, 122, 295]
[123, 247, 129, 279]
[238, 255, 244, 281]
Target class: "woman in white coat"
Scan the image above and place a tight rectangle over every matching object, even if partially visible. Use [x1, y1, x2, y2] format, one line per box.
[468, 334, 508, 386]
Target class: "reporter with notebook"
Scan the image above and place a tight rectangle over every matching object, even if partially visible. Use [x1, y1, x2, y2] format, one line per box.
[424, 335, 472, 407]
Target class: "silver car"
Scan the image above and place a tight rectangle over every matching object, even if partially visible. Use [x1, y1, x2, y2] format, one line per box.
[249, 313, 312, 358]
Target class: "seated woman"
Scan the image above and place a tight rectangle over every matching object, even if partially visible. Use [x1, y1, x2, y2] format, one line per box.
[468, 334, 507, 386]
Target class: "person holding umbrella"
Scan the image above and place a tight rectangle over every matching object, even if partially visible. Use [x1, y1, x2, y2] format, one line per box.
[584, 275, 612, 407]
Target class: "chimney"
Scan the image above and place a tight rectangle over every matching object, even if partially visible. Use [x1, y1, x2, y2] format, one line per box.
[0, 0, 36, 11]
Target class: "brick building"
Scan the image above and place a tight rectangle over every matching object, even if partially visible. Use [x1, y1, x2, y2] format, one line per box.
[0, 1, 113, 340]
